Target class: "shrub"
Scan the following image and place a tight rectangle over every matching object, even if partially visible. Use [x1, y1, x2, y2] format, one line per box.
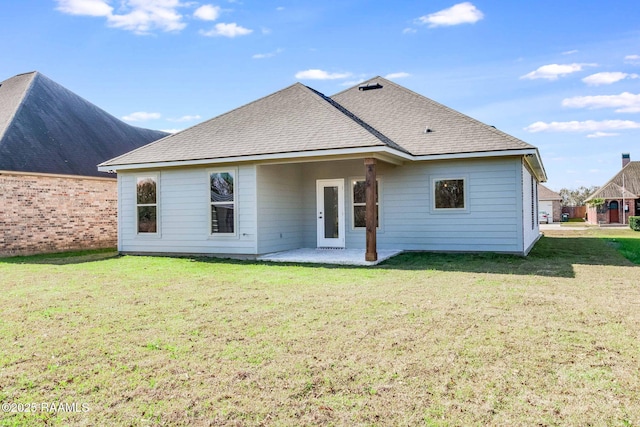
[630, 216, 640, 231]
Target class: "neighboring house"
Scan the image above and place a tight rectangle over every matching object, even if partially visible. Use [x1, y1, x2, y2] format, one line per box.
[99, 77, 547, 261]
[585, 153, 640, 225]
[537, 184, 562, 223]
[0, 71, 167, 256]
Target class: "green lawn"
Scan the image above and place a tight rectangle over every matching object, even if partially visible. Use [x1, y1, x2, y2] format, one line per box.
[1, 229, 639, 426]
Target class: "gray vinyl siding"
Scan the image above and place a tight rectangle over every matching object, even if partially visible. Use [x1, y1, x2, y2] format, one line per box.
[522, 163, 540, 252]
[118, 165, 257, 255]
[297, 159, 375, 248]
[256, 164, 304, 253]
[116, 156, 533, 256]
[377, 157, 524, 253]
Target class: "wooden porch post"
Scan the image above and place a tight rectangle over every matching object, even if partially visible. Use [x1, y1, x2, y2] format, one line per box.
[364, 158, 377, 262]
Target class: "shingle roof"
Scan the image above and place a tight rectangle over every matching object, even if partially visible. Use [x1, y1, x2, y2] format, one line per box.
[0, 72, 34, 142]
[101, 83, 400, 167]
[331, 77, 535, 156]
[100, 76, 540, 169]
[538, 184, 562, 201]
[0, 71, 167, 177]
[586, 161, 640, 201]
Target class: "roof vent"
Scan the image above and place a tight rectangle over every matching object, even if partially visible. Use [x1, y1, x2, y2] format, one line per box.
[424, 126, 433, 133]
[358, 83, 383, 91]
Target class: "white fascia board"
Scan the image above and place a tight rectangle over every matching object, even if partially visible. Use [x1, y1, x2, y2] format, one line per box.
[97, 146, 547, 177]
[411, 148, 538, 162]
[97, 146, 412, 172]
[522, 149, 548, 183]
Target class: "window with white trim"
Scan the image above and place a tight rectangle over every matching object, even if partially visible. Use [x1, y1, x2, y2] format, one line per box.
[136, 176, 158, 233]
[433, 178, 466, 210]
[210, 170, 236, 235]
[351, 178, 379, 229]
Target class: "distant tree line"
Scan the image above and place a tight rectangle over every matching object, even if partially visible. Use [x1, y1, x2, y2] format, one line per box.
[558, 186, 599, 207]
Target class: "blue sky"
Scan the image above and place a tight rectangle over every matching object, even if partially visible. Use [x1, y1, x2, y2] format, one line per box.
[2, 1, 639, 190]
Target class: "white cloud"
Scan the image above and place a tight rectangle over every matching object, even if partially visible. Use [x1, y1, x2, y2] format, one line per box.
[521, 63, 597, 80]
[385, 72, 410, 80]
[417, 2, 484, 28]
[193, 5, 220, 21]
[562, 92, 640, 113]
[562, 50, 578, 55]
[56, 0, 188, 34]
[252, 48, 283, 59]
[56, 0, 248, 35]
[524, 120, 640, 133]
[200, 22, 252, 37]
[582, 72, 638, 86]
[403, 27, 417, 34]
[624, 54, 640, 64]
[587, 132, 619, 138]
[160, 128, 182, 134]
[55, 0, 112, 16]
[122, 111, 162, 122]
[295, 69, 352, 80]
[168, 115, 201, 122]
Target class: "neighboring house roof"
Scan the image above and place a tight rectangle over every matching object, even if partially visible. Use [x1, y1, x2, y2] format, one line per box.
[0, 71, 167, 177]
[586, 161, 640, 201]
[100, 76, 546, 180]
[538, 184, 562, 201]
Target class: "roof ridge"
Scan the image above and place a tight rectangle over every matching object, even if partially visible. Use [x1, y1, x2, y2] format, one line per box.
[0, 71, 38, 142]
[305, 84, 409, 154]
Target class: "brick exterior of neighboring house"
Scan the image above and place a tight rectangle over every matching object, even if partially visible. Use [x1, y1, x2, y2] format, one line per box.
[0, 171, 117, 257]
[585, 155, 640, 225]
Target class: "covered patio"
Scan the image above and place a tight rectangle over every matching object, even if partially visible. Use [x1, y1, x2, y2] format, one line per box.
[257, 248, 403, 266]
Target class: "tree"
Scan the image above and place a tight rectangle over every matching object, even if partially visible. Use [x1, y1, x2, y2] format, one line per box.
[558, 186, 599, 207]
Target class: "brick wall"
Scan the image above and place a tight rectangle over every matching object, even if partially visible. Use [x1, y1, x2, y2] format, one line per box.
[0, 171, 117, 257]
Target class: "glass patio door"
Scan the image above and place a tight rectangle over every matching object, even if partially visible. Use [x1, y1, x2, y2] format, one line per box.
[316, 179, 345, 248]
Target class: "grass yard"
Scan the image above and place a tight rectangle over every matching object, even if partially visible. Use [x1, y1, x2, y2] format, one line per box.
[1, 228, 639, 426]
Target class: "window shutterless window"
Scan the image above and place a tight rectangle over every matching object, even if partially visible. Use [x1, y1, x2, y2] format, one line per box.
[210, 171, 235, 234]
[136, 176, 158, 233]
[352, 178, 379, 229]
[433, 178, 465, 210]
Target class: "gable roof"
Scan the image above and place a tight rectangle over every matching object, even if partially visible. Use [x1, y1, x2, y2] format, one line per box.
[538, 184, 562, 201]
[332, 77, 535, 156]
[101, 83, 405, 167]
[0, 71, 167, 177]
[100, 77, 545, 181]
[586, 161, 640, 201]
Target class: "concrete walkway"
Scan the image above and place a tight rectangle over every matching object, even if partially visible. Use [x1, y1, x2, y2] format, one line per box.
[257, 248, 403, 266]
[540, 223, 629, 231]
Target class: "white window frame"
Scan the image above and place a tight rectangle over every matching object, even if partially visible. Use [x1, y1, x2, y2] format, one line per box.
[135, 173, 160, 236]
[431, 176, 468, 213]
[208, 168, 238, 238]
[350, 177, 382, 231]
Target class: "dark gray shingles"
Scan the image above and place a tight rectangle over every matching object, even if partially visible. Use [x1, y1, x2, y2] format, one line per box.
[0, 71, 167, 177]
[331, 77, 535, 156]
[101, 83, 392, 167]
[0, 72, 35, 141]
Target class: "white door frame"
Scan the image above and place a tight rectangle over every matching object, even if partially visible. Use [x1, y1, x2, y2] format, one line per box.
[316, 179, 345, 248]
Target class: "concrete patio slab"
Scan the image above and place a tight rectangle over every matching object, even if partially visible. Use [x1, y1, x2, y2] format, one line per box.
[257, 248, 403, 266]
